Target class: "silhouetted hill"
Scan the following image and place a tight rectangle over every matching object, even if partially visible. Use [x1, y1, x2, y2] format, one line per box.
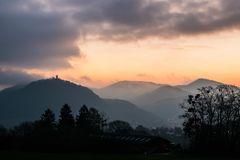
[0, 78, 164, 127]
[94, 81, 162, 100]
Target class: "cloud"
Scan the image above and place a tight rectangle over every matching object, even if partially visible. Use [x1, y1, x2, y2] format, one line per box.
[0, 0, 79, 69]
[80, 76, 93, 83]
[1, 0, 240, 70]
[136, 73, 155, 79]
[70, 0, 240, 40]
[0, 68, 42, 85]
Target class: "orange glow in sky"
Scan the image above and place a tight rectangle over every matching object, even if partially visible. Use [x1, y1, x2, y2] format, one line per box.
[2, 0, 240, 88]
[26, 30, 240, 88]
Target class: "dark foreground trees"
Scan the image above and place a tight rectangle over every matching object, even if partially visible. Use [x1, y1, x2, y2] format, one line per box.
[1, 104, 107, 151]
[58, 104, 75, 138]
[108, 120, 134, 135]
[76, 105, 106, 135]
[59, 104, 75, 130]
[181, 85, 240, 153]
[0, 104, 172, 153]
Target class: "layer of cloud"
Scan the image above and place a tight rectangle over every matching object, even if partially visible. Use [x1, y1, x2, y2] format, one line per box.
[0, 0, 79, 69]
[21, 0, 239, 42]
[0, 68, 42, 85]
[71, 0, 240, 40]
[1, 0, 240, 70]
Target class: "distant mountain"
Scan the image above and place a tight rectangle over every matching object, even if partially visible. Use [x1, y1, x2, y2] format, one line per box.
[177, 78, 222, 93]
[130, 79, 223, 126]
[130, 85, 189, 126]
[103, 99, 164, 127]
[131, 85, 189, 106]
[94, 81, 162, 100]
[0, 78, 164, 127]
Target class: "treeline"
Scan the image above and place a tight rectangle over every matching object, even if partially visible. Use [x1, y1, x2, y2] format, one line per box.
[0, 104, 106, 151]
[181, 85, 240, 154]
[0, 104, 177, 153]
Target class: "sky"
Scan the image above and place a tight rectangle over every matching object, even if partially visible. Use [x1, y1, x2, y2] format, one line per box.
[1, 0, 240, 88]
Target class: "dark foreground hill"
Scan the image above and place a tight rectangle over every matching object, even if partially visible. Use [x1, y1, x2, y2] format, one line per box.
[0, 78, 163, 127]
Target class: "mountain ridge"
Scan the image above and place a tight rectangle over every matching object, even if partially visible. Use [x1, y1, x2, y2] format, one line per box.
[129, 78, 224, 126]
[94, 80, 163, 100]
[131, 85, 190, 106]
[0, 78, 164, 127]
[177, 78, 223, 93]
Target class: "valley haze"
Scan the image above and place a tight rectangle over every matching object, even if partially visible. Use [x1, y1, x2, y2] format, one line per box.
[0, 77, 225, 127]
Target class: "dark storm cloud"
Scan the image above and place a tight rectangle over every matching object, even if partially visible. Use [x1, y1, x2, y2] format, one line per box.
[0, 68, 41, 85]
[0, 0, 79, 69]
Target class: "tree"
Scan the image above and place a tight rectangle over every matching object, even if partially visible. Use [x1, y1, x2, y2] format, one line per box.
[135, 125, 150, 136]
[88, 107, 106, 134]
[40, 108, 56, 128]
[181, 85, 240, 152]
[76, 105, 106, 135]
[34, 108, 56, 136]
[0, 125, 7, 137]
[9, 122, 34, 137]
[0, 125, 7, 148]
[76, 105, 90, 135]
[108, 120, 133, 135]
[58, 104, 75, 130]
